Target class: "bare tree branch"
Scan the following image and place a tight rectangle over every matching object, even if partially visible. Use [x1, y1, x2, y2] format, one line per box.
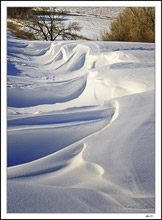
[23, 7, 82, 41]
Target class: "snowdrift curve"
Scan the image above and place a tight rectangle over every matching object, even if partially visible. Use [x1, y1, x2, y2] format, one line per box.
[7, 33, 155, 213]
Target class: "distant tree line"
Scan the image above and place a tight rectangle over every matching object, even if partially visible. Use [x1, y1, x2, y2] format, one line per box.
[7, 7, 33, 19]
[101, 7, 155, 43]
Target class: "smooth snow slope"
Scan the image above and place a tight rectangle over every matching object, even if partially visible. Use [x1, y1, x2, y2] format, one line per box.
[7, 32, 155, 213]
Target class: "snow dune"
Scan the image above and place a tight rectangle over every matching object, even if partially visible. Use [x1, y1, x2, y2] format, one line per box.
[7, 32, 155, 213]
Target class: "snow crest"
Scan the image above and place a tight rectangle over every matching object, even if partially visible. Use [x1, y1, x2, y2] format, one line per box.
[7, 34, 155, 213]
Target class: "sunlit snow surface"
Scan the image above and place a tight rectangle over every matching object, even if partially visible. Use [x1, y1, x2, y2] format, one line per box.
[7, 32, 155, 213]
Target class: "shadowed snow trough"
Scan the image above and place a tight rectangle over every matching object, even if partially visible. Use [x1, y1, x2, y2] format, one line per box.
[7, 32, 155, 213]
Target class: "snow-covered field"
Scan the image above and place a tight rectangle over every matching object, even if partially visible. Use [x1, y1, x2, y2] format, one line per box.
[7, 7, 125, 41]
[7, 28, 155, 214]
[55, 7, 125, 40]
[61, 14, 113, 40]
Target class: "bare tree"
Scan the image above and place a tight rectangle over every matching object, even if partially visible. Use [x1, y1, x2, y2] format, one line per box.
[24, 7, 82, 41]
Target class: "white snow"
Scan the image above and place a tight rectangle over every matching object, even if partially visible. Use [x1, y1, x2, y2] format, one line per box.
[6, 28, 156, 214]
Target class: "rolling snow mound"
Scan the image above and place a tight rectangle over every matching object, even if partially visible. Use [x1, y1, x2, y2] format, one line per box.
[7, 32, 155, 213]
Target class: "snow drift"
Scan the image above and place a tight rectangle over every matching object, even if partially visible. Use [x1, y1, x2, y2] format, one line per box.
[7, 32, 155, 213]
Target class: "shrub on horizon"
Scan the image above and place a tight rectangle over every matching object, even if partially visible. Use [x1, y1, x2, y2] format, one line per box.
[101, 7, 155, 43]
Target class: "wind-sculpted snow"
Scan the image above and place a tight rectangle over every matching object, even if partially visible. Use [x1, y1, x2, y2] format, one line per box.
[7, 33, 155, 213]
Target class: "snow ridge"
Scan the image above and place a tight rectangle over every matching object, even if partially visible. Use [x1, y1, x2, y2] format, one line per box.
[7, 32, 155, 213]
